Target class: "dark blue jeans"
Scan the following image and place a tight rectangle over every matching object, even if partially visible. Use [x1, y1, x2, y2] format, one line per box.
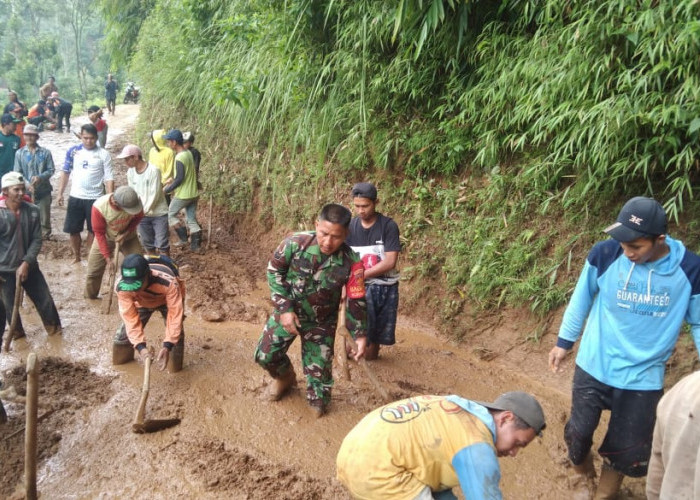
[366, 282, 399, 345]
[564, 365, 663, 477]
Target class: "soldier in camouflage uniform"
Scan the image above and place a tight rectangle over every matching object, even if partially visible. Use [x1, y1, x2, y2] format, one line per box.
[254, 204, 367, 418]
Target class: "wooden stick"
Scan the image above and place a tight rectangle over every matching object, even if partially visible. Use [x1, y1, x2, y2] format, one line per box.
[25, 353, 38, 500]
[102, 241, 120, 314]
[335, 301, 351, 381]
[133, 355, 151, 429]
[341, 308, 390, 402]
[3, 280, 24, 352]
[207, 194, 213, 250]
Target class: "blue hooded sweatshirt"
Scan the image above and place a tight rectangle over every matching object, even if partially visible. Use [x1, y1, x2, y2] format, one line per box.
[557, 236, 700, 390]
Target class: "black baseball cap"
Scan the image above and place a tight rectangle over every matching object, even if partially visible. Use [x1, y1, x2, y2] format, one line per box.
[118, 254, 149, 292]
[603, 197, 667, 242]
[351, 182, 377, 201]
[477, 391, 546, 436]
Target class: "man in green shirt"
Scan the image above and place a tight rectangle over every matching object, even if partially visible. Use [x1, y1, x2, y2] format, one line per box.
[162, 129, 201, 251]
[0, 114, 21, 177]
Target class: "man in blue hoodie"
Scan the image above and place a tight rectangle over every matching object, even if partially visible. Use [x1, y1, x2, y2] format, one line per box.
[549, 197, 700, 499]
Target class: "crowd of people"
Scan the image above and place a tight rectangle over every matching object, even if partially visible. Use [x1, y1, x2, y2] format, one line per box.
[0, 76, 698, 498]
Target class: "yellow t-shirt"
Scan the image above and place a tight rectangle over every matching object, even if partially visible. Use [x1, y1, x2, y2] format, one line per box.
[337, 395, 497, 499]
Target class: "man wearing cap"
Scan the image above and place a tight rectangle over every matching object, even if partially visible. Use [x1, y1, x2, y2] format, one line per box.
[114, 254, 185, 372]
[162, 129, 202, 251]
[39, 76, 57, 100]
[255, 204, 367, 418]
[346, 182, 401, 360]
[337, 391, 545, 499]
[119, 144, 170, 256]
[58, 123, 114, 263]
[13, 124, 55, 239]
[0, 171, 61, 341]
[549, 196, 700, 498]
[84, 186, 144, 299]
[0, 114, 21, 178]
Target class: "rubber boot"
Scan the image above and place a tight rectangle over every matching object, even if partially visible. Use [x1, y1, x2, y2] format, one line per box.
[112, 327, 134, 365]
[309, 400, 327, 419]
[112, 343, 134, 365]
[267, 368, 297, 401]
[167, 333, 185, 373]
[174, 226, 188, 247]
[573, 452, 596, 479]
[190, 231, 202, 252]
[594, 465, 623, 500]
[365, 342, 380, 361]
[0, 399, 6, 424]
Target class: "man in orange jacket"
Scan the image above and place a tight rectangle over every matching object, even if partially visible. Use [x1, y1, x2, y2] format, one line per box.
[113, 254, 186, 372]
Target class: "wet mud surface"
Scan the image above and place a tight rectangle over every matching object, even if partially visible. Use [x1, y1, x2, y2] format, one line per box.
[0, 104, 655, 498]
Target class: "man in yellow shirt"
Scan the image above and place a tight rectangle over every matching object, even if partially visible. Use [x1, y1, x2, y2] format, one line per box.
[337, 391, 545, 499]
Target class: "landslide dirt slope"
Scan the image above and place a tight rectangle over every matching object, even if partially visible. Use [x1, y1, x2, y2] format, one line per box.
[0, 105, 652, 499]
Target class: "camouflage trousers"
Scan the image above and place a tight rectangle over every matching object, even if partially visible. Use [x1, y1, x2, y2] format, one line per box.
[254, 314, 336, 406]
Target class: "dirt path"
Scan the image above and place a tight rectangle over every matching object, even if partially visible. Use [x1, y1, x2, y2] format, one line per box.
[0, 105, 647, 499]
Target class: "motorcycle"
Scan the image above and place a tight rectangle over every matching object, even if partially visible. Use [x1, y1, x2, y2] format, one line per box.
[123, 82, 140, 104]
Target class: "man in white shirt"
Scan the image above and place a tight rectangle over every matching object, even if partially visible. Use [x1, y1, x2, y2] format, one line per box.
[57, 123, 114, 263]
[118, 144, 170, 256]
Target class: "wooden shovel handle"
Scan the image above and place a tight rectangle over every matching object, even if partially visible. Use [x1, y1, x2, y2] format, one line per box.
[133, 355, 151, 427]
[3, 281, 23, 352]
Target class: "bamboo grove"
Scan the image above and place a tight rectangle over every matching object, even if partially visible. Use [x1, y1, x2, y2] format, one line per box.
[103, 0, 700, 320]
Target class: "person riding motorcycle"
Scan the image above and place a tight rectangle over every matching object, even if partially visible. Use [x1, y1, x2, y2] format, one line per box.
[124, 82, 140, 104]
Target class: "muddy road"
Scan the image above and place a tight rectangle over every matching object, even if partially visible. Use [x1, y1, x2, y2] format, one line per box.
[0, 105, 648, 499]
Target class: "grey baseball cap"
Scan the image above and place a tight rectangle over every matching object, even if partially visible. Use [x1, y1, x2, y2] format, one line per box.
[477, 391, 546, 436]
[113, 186, 142, 215]
[351, 182, 377, 201]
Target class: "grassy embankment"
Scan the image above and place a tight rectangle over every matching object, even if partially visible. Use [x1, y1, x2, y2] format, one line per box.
[126, 1, 700, 357]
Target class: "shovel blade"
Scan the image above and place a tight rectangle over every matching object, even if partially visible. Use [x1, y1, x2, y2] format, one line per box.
[132, 418, 181, 434]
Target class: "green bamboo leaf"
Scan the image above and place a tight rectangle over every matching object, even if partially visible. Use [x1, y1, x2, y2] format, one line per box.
[689, 118, 700, 135]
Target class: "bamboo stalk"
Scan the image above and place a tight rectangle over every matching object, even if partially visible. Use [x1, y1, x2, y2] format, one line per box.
[25, 353, 38, 500]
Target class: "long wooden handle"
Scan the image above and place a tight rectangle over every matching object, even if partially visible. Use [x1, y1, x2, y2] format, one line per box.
[336, 301, 351, 380]
[343, 323, 390, 402]
[25, 353, 38, 500]
[133, 356, 151, 426]
[102, 241, 120, 314]
[3, 282, 23, 351]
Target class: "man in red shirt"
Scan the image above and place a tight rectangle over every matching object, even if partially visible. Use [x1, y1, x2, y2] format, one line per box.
[85, 186, 143, 299]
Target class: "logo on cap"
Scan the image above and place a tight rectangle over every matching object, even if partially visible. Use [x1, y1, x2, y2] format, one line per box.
[629, 215, 643, 226]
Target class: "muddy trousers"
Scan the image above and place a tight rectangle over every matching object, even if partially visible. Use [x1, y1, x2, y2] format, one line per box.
[564, 366, 663, 477]
[254, 315, 335, 406]
[85, 234, 143, 299]
[0, 268, 61, 342]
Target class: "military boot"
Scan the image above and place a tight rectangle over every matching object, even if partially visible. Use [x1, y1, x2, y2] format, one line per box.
[594, 464, 623, 500]
[267, 368, 297, 401]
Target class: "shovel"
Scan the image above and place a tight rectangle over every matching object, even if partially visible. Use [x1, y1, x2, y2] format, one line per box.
[102, 241, 120, 315]
[132, 350, 180, 434]
[337, 299, 390, 402]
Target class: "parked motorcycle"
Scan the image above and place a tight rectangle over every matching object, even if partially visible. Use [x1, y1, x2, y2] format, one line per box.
[123, 82, 140, 104]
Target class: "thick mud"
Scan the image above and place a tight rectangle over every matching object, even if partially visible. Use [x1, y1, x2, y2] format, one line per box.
[0, 105, 652, 499]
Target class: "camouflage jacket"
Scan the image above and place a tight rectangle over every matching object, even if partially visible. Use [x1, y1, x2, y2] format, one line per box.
[267, 231, 367, 339]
